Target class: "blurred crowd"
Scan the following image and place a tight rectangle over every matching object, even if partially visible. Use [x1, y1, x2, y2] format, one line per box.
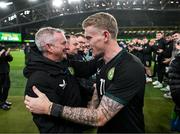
[119, 31, 180, 98]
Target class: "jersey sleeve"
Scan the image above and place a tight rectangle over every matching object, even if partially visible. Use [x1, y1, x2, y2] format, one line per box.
[69, 57, 103, 78]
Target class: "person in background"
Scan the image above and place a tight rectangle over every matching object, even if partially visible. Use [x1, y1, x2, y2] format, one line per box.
[24, 12, 145, 133]
[75, 33, 89, 61]
[159, 33, 173, 92]
[142, 37, 153, 83]
[66, 34, 95, 108]
[152, 32, 166, 88]
[23, 43, 31, 65]
[169, 39, 180, 132]
[66, 34, 79, 57]
[75, 33, 93, 61]
[0, 45, 13, 110]
[163, 32, 180, 98]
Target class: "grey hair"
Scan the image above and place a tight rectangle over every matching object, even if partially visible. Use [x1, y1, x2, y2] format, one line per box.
[35, 27, 64, 52]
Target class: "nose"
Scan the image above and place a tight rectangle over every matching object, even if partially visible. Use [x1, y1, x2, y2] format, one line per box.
[64, 42, 70, 50]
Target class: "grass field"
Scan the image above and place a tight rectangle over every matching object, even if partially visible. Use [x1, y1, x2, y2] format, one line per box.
[0, 50, 174, 133]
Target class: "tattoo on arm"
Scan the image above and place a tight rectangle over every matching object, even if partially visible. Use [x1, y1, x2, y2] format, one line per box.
[62, 95, 123, 127]
[87, 88, 99, 109]
[98, 96, 123, 121]
[63, 107, 98, 126]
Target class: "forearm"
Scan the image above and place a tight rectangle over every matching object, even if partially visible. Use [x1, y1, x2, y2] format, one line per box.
[0, 49, 5, 56]
[49, 103, 103, 127]
[87, 88, 99, 109]
[50, 96, 123, 127]
[25, 87, 123, 127]
[62, 106, 100, 126]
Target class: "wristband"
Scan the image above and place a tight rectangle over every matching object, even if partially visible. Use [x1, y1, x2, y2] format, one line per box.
[50, 103, 64, 117]
[48, 103, 53, 115]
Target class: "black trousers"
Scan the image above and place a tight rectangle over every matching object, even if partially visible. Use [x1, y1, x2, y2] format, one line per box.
[157, 62, 166, 83]
[152, 61, 158, 77]
[0, 73, 10, 103]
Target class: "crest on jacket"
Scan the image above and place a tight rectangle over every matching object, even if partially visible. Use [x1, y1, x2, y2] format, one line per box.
[68, 67, 75, 75]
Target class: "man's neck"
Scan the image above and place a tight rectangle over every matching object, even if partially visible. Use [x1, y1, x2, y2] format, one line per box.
[103, 41, 122, 64]
[43, 53, 62, 62]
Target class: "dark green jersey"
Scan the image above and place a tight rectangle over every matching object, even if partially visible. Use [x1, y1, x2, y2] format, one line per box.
[96, 49, 146, 133]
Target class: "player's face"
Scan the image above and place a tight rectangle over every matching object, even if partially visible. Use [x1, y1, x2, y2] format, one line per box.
[84, 26, 105, 58]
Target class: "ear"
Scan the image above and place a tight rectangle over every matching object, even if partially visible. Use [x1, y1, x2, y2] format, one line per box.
[45, 44, 54, 53]
[103, 30, 110, 42]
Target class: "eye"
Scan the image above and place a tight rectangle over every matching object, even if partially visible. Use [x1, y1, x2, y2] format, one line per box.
[61, 41, 67, 46]
[73, 43, 78, 46]
[86, 36, 92, 40]
[176, 41, 180, 46]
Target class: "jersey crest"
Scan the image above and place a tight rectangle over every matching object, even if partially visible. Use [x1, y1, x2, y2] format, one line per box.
[68, 67, 75, 76]
[107, 67, 115, 80]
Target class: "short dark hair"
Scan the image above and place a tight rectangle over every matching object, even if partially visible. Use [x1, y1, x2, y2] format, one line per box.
[172, 31, 179, 35]
[75, 33, 85, 38]
[65, 34, 71, 40]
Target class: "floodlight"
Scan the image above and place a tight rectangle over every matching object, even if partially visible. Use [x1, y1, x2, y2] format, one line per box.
[116, 2, 120, 6]
[0, 2, 13, 9]
[52, 0, 63, 7]
[102, 3, 106, 7]
[133, 1, 136, 5]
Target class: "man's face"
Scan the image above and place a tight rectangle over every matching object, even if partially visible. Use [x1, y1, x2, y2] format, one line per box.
[165, 36, 172, 42]
[83, 43, 90, 54]
[66, 36, 79, 55]
[172, 33, 180, 41]
[149, 39, 155, 46]
[84, 26, 105, 58]
[156, 33, 163, 40]
[49, 32, 67, 61]
[143, 38, 148, 44]
[76, 36, 86, 52]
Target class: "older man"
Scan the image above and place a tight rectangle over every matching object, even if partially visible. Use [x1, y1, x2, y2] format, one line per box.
[23, 27, 90, 133]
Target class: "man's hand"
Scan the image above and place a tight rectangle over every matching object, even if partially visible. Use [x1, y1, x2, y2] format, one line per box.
[0, 49, 5, 56]
[24, 86, 52, 115]
[5, 48, 11, 56]
[157, 49, 163, 53]
[163, 58, 171, 64]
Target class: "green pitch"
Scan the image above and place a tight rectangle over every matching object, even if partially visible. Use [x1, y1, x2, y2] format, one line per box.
[0, 50, 38, 133]
[0, 50, 174, 133]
